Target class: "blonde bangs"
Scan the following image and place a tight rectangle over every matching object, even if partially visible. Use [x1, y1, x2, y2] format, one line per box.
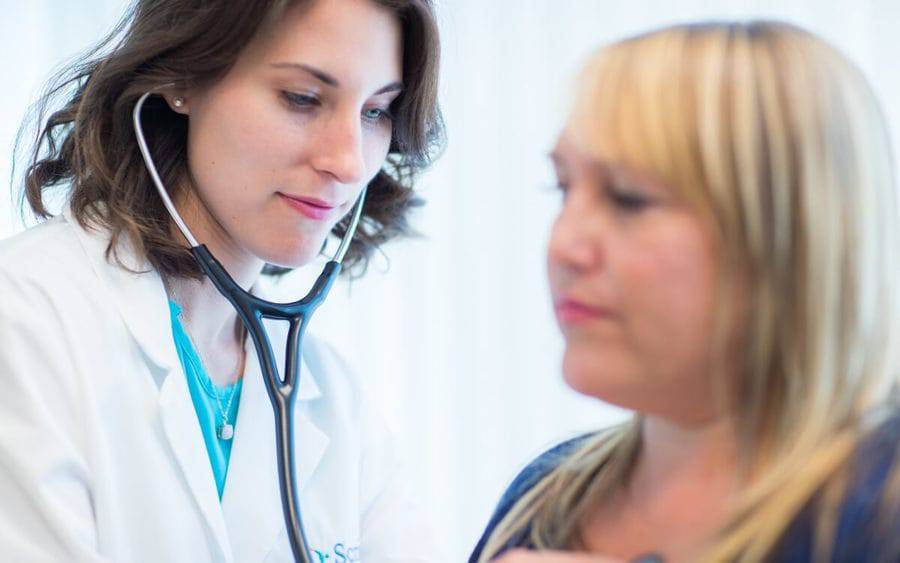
[568, 25, 739, 221]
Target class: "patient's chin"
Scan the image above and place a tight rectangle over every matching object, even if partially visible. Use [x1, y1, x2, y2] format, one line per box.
[562, 349, 641, 407]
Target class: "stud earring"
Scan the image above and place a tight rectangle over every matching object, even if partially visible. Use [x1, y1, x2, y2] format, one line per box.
[173, 97, 185, 108]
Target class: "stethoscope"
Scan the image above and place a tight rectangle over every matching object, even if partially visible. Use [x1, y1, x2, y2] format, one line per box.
[133, 90, 365, 563]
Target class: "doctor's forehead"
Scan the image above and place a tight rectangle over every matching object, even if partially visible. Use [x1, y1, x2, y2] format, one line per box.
[241, 0, 403, 89]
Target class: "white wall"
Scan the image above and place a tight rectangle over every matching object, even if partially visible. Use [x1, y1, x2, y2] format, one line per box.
[2, 1, 899, 560]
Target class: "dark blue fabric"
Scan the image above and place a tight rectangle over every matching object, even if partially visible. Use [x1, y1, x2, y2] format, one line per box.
[470, 416, 900, 562]
[469, 433, 594, 562]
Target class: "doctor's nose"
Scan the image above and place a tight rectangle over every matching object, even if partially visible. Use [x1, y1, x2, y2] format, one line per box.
[310, 112, 367, 185]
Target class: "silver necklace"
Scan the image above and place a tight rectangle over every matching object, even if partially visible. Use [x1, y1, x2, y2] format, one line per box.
[182, 322, 246, 441]
[212, 375, 239, 441]
[170, 289, 246, 441]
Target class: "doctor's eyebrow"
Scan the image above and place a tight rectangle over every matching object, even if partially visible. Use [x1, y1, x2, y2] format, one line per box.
[270, 62, 403, 95]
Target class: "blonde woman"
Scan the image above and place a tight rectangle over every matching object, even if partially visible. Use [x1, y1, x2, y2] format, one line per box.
[471, 21, 900, 563]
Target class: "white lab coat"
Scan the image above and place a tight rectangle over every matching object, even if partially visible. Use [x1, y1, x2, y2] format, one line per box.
[0, 209, 440, 562]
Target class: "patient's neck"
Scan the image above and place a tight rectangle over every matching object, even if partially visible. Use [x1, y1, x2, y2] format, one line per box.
[579, 414, 739, 561]
[636, 414, 737, 489]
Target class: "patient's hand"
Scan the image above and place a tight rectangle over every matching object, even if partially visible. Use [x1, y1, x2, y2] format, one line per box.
[493, 549, 626, 562]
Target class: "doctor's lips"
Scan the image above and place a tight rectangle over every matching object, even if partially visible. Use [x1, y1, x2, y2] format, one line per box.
[554, 297, 614, 325]
[278, 192, 339, 221]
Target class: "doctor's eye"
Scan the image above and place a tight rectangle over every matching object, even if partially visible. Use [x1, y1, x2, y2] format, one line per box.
[362, 106, 394, 124]
[282, 91, 320, 110]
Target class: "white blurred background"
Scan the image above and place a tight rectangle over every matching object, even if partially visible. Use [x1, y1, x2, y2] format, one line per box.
[2, 1, 899, 560]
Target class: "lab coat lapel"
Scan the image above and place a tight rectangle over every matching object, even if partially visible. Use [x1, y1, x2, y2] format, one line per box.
[222, 326, 328, 562]
[67, 210, 232, 558]
[159, 367, 233, 560]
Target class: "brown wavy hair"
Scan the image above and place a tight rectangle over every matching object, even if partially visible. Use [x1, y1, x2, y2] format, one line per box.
[19, 0, 444, 279]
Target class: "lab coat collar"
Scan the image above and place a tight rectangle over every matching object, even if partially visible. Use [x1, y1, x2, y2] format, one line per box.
[64, 206, 321, 400]
[65, 206, 176, 373]
[65, 207, 327, 559]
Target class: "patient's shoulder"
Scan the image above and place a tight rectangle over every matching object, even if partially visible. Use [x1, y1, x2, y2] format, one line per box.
[828, 412, 900, 559]
[504, 433, 596, 503]
[774, 411, 900, 561]
[469, 432, 597, 562]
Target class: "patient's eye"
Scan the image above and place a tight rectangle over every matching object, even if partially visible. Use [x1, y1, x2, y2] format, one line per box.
[607, 186, 651, 212]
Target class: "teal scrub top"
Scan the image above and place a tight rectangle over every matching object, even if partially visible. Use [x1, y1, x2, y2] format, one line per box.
[168, 300, 243, 500]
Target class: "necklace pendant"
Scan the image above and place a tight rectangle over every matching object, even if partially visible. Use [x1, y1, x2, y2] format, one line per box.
[217, 423, 234, 441]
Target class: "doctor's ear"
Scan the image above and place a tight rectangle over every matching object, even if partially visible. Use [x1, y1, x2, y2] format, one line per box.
[164, 93, 190, 115]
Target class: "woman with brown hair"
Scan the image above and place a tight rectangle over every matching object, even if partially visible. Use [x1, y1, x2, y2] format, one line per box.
[0, 0, 444, 561]
[472, 21, 900, 563]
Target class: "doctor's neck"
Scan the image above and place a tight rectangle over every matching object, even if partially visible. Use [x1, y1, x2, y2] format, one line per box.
[164, 194, 262, 383]
[164, 258, 255, 387]
[174, 186, 267, 291]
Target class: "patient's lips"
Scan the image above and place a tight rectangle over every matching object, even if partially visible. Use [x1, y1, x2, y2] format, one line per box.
[554, 296, 614, 326]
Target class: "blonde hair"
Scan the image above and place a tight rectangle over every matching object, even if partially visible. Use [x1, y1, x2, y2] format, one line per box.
[480, 21, 900, 562]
